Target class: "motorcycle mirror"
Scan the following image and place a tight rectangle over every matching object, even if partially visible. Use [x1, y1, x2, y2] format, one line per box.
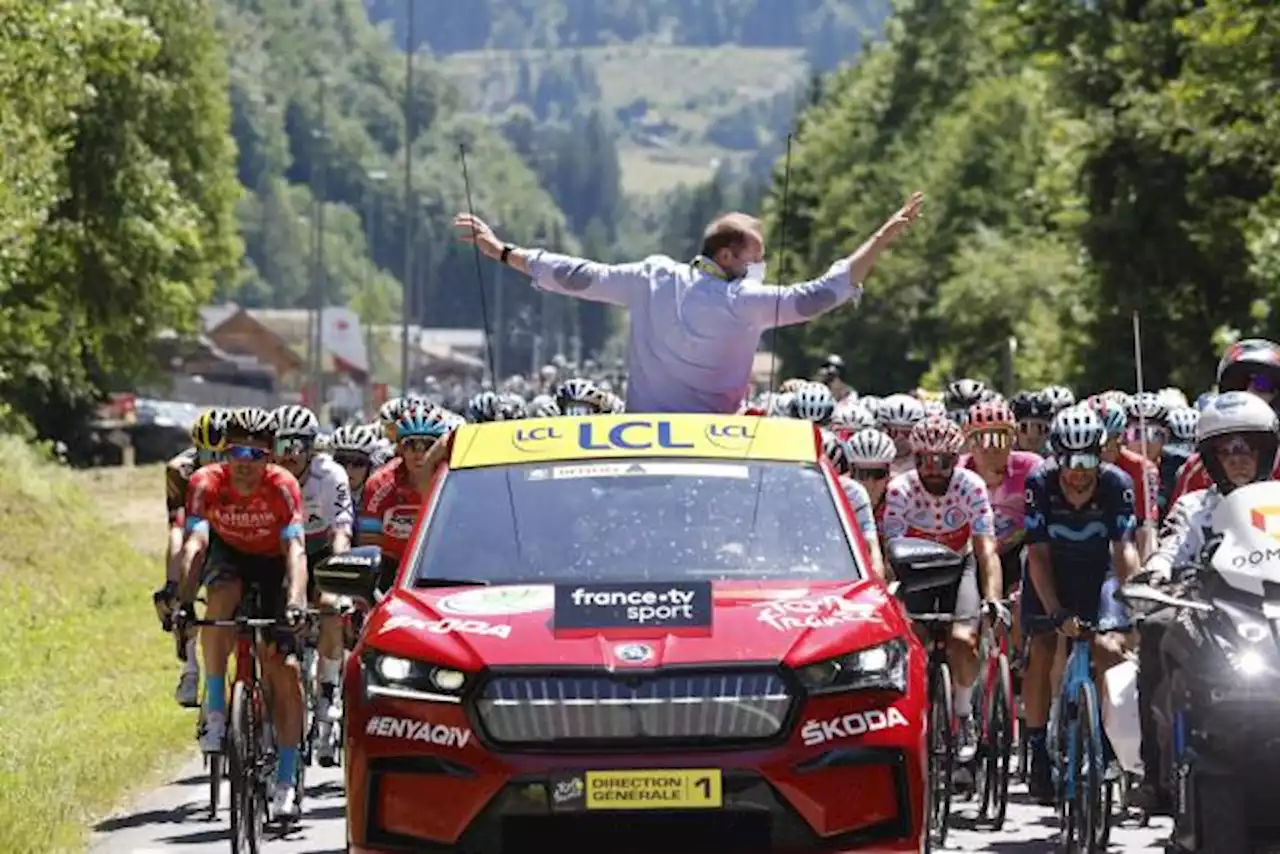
[1117, 582, 1214, 613]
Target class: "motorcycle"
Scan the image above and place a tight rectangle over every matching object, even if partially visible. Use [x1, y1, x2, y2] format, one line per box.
[1121, 481, 1280, 852]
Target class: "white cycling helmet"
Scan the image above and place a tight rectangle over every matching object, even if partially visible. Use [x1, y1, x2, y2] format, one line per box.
[272, 405, 319, 438]
[1041, 385, 1077, 414]
[528, 394, 559, 418]
[876, 393, 926, 428]
[1049, 406, 1105, 457]
[846, 428, 897, 466]
[830, 402, 876, 431]
[1157, 387, 1189, 410]
[331, 424, 381, 457]
[790, 382, 836, 424]
[1166, 407, 1199, 445]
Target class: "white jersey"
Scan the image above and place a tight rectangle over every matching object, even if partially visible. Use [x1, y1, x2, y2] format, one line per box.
[1145, 487, 1220, 582]
[301, 453, 353, 552]
[838, 475, 878, 543]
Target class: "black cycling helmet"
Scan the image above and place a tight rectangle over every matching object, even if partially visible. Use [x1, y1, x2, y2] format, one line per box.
[1010, 390, 1053, 420]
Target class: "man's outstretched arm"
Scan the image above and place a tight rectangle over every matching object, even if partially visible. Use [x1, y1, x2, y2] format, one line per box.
[734, 192, 924, 329]
[454, 213, 649, 308]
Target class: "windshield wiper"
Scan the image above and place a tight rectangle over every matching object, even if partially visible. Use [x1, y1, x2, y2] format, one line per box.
[412, 577, 489, 589]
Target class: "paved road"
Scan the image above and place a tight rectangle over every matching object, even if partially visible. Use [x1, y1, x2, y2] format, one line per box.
[89, 753, 1170, 854]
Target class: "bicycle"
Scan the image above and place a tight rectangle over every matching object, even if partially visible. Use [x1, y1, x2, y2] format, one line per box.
[973, 600, 1015, 829]
[905, 610, 976, 853]
[183, 584, 313, 854]
[1045, 619, 1105, 854]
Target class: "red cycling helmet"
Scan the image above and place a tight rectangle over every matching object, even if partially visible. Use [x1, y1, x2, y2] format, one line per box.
[965, 399, 1015, 434]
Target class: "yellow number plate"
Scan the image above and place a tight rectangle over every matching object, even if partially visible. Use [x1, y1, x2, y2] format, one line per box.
[584, 769, 722, 810]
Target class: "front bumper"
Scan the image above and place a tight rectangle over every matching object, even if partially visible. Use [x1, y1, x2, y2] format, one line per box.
[343, 680, 926, 853]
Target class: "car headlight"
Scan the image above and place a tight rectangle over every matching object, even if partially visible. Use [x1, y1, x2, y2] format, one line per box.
[795, 639, 908, 695]
[364, 652, 469, 701]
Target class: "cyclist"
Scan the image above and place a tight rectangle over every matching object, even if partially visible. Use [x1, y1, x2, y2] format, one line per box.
[330, 424, 383, 504]
[875, 393, 927, 476]
[270, 405, 353, 767]
[846, 427, 897, 538]
[1011, 390, 1054, 454]
[1124, 392, 1170, 465]
[883, 416, 1002, 763]
[1020, 406, 1139, 804]
[1129, 391, 1279, 813]
[960, 399, 1041, 647]
[820, 429, 884, 578]
[829, 401, 876, 439]
[1160, 406, 1197, 518]
[1094, 398, 1160, 559]
[175, 407, 309, 820]
[358, 406, 453, 594]
[156, 407, 228, 707]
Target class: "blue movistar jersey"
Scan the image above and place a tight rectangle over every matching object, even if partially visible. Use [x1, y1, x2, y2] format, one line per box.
[1024, 459, 1136, 620]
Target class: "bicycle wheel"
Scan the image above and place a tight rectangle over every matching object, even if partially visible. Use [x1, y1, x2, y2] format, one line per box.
[981, 653, 1014, 829]
[229, 681, 261, 854]
[1078, 682, 1106, 853]
[928, 662, 954, 849]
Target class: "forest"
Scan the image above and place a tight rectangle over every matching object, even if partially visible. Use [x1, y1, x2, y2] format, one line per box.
[1, 0, 1276, 438]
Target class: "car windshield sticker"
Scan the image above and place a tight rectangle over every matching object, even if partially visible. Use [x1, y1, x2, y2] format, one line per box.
[435, 584, 555, 616]
[530, 461, 752, 481]
[554, 581, 713, 630]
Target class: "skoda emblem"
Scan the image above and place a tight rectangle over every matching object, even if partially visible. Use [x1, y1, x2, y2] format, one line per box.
[614, 643, 653, 663]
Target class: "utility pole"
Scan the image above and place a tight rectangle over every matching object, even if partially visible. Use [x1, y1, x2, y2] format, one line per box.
[399, 0, 416, 396]
[313, 76, 329, 413]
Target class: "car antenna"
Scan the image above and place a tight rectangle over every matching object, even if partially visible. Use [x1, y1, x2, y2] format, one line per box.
[748, 132, 796, 538]
[460, 143, 523, 561]
[766, 131, 794, 398]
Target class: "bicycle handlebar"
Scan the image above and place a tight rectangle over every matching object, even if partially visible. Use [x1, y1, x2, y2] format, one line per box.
[908, 612, 980, 623]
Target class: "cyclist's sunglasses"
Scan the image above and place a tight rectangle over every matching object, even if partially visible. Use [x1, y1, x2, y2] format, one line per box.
[1018, 420, 1049, 434]
[1124, 424, 1167, 445]
[886, 426, 914, 440]
[1212, 436, 1256, 459]
[273, 436, 313, 456]
[971, 429, 1012, 450]
[1062, 452, 1101, 470]
[334, 452, 372, 469]
[399, 437, 437, 454]
[195, 448, 225, 465]
[226, 444, 270, 462]
[915, 452, 957, 471]
[852, 466, 890, 481]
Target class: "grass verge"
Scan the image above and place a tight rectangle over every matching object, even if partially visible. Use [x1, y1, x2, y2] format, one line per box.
[0, 437, 186, 853]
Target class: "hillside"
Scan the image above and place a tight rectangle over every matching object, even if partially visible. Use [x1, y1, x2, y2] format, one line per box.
[440, 45, 808, 194]
[369, 0, 890, 195]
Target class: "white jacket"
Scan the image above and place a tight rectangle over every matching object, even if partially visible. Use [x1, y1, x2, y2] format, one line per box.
[1145, 486, 1222, 581]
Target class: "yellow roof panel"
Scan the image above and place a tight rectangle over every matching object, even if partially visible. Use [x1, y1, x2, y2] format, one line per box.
[448, 414, 818, 469]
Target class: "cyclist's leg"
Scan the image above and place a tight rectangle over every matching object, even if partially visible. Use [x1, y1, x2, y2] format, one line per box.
[1020, 565, 1058, 802]
[201, 536, 244, 752]
[946, 555, 981, 758]
[1000, 547, 1023, 658]
[307, 546, 344, 760]
[255, 557, 305, 811]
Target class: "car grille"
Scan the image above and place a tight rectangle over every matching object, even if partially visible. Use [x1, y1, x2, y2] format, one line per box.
[474, 670, 794, 747]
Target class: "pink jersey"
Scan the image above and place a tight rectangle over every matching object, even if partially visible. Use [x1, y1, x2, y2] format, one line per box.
[960, 450, 1042, 553]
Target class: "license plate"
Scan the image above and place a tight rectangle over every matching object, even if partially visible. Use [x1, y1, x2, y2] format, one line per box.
[578, 769, 723, 810]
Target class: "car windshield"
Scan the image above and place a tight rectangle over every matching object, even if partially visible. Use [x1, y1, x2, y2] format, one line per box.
[411, 458, 861, 585]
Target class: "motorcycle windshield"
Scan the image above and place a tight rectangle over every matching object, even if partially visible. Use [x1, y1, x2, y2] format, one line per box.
[1210, 482, 1280, 596]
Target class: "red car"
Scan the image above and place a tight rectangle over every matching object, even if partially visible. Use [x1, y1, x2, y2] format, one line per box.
[318, 414, 933, 853]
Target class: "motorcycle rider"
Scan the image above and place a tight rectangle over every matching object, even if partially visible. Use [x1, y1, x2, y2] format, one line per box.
[1128, 391, 1280, 814]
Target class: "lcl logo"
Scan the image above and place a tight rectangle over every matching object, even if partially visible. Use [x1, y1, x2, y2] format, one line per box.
[703, 423, 754, 450]
[512, 425, 563, 452]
